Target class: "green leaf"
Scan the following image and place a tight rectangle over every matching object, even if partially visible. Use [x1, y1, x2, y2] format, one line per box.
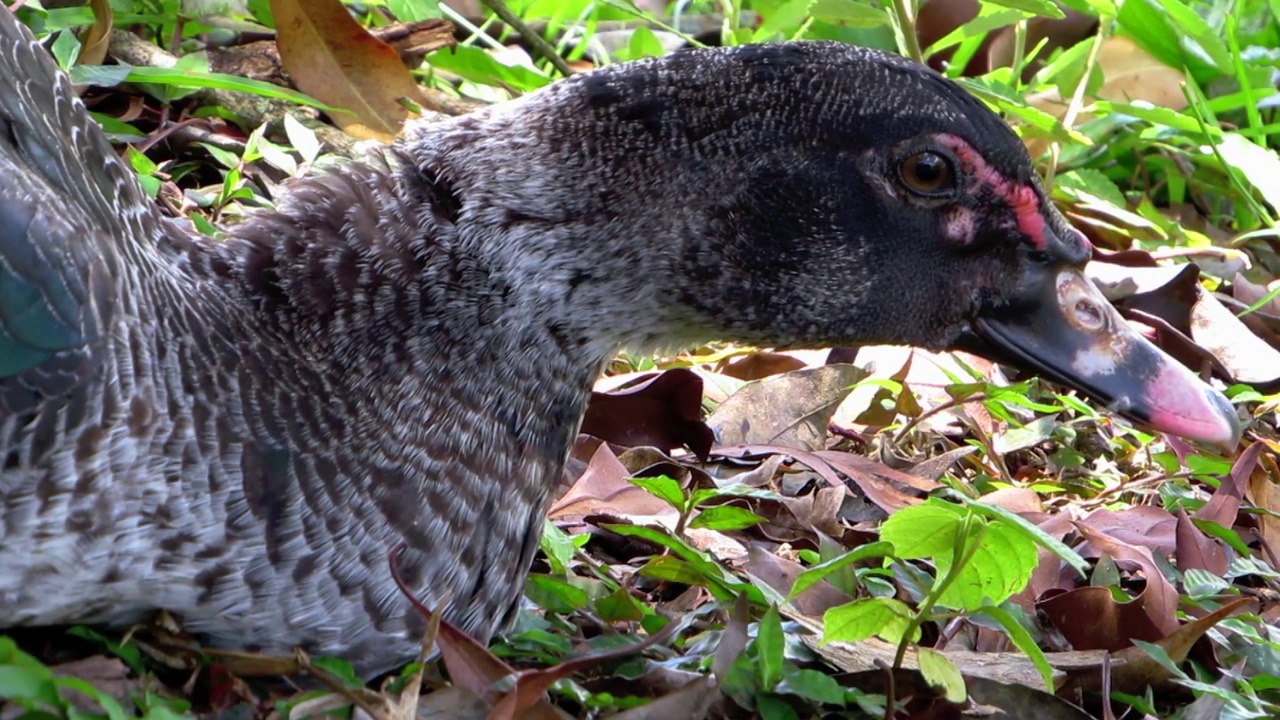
[787, 541, 893, 601]
[50, 29, 81, 69]
[1117, 0, 1232, 82]
[935, 521, 1037, 610]
[880, 505, 964, 560]
[1216, 132, 1280, 220]
[916, 648, 966, 702]
[596, 586, 648, 622]
[689, 505, 764, 531]
[756, 694, 801, 720]
[754, 0, 814, 41]
[606, 524, 766, 603]
[283, 114, 322, 165]
[0, 665, 59, 708]
[54, 677, 129, 720]
[71, 64, 335, 110]
[1056, 168, 1127, 208]
[775, 664, 847, 704]
[525, 574, 590, 613]
[426, 45, 552, 92]
[809, 0, 890, 27]
[539, 520, 581, 575]
[982, 0, 1065, 19]
[925, 7, 1029, 56]
[757, 605, 785, 690]
[822, 597, 917, 644]
[626, 26, 668, 60]
[960, 498, 1090, 575]
[976, 604, 1055, 691]
[638, 555, 706, 585]
[387, 0, 441, 21]
[630, 475, 686, 510]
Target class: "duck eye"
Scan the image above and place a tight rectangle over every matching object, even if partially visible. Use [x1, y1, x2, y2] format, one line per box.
[899, 151, 955, 197]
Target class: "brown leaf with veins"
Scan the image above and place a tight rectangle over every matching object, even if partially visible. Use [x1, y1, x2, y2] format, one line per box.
[270, 0, 425, 140]
[709, 365, 865, 451]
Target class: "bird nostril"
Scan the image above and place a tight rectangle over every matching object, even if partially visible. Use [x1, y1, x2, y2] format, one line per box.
[1073, 299, 1104, 330]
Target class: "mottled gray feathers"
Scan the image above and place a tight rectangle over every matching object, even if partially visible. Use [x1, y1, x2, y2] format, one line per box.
[1, 9, 1049, 676]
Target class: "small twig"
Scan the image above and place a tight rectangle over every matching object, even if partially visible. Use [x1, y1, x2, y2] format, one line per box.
[891, 393, 988, 447]
[478, 0, 574, 77]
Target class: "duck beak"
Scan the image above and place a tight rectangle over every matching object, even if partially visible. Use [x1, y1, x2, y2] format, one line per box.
[960, 264, 1242, 448]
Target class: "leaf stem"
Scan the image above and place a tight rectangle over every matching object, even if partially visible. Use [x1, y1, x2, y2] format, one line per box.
[888, 0, 925, 64]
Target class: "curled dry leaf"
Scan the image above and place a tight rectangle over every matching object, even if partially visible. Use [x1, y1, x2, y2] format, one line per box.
[1071, 524, 1180, 635]
[583, 369, 714, 458]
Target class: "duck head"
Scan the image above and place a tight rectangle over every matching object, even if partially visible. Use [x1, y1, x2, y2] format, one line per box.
[557, 42, 1240, 446]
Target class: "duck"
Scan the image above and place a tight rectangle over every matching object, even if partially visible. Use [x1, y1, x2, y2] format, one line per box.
[0, 7, 1240, 677]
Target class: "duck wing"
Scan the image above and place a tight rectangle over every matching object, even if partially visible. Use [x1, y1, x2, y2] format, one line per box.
[0, 10, 172, 410]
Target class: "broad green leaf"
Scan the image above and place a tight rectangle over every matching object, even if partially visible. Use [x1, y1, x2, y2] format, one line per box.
[823, 597, 917, 644]
[934, 521, 1037, 610]
[982, 0, 1064, 19]
[387, 0, 441, 21]
[426, 45, 552, 92]
[757, 605, 785, 690]
[630, 475, 686, 510]
[810, 0, 889, 27]
[688, 505, 764, 531]
[787, 541, 893, 600]
[960, 497, 1089, 575]
[775, 664, 847, 704]
[916, 648, 966, 702]
[525, 574, 590, 613]
[880, 505, 964, 560]
[1216, 132, 1280, 221]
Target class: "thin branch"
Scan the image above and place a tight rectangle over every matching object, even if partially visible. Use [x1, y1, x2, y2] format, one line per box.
[479, 0, 575, 77]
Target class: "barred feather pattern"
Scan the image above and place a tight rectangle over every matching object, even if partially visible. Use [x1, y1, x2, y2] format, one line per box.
[0, 7, 1055, 675]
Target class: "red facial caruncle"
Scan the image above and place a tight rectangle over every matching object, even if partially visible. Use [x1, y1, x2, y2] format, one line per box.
[937, 134, 1060, 252]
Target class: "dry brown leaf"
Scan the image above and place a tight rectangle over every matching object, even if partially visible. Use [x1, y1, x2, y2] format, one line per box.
[746, 545, 855, 616]
[1190, 286, 1280, 386]
[582, 369, 713, 458]
[1055, 598, 1255, 696]
[270, 0, 423, 140]
[1174, 508, 1226, 576]
[1072, 524, 1179, 635]
[80, 0, 113, 66]
[720, 351, 807, 381]
[549, 441, 676, 520]
[708, 365, 865, 451]
[1037, 585, 1166, 653]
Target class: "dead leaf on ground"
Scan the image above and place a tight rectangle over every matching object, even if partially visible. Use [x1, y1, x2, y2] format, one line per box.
[271, 0, 426, 140]
[1038, 585, 1166, 653]
[1072, 524, 1180, 635]
[583, 369, 714, 458]
[1055, 598, 1255, 696]
[709, 365, 866, 451]
[550, 440, 676, 521]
